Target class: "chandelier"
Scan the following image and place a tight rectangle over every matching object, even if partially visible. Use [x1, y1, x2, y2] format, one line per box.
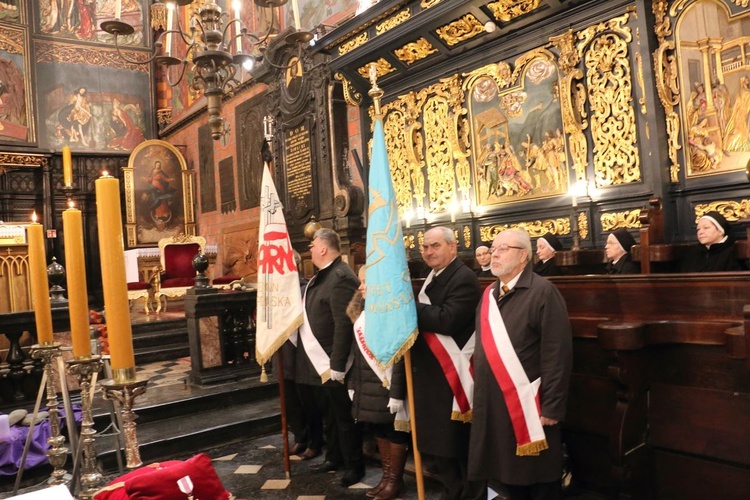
[101, 0, 312, 141]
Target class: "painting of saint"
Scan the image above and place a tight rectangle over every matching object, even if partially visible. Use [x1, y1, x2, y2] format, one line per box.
[677, 1, 750, 176]
[107, 98, 145, 150]
[0, 27, 33, 144]
[37, 0, 144, 46]
[468, 56, 568, 206]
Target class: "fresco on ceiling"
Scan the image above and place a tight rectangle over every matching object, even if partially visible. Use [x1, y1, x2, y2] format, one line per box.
[0, 25, 34, 144]
[677, 0, 750, 177]
[37, 0, 145, 46]
[467, 56, 569, 206]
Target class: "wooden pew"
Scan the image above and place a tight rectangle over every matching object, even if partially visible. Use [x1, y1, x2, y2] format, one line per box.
[415, 273, 750, 498]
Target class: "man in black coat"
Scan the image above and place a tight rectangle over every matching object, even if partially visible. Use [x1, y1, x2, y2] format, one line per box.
[413, 227, 483, 500]
[295, 228, 364, 486]
[469, 228, 572, 500]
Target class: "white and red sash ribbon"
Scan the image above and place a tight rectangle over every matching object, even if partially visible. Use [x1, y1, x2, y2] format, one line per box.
[417, 271, 474, 422]
[480, 284, 548, 456]
[354, 313, 410, 431]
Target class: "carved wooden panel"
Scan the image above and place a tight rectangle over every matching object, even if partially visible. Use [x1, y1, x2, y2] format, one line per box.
[198, 123, 217, 213]
[219, 156, 236, 214]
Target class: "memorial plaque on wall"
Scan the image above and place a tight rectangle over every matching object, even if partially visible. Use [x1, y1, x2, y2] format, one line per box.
[283, 123, 314, 220]
[198, 123, 217, 213]
[219, 157, 236, 213]
[236, 94, 266, 210]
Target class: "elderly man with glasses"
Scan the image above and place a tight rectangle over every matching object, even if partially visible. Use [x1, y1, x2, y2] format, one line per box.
[469, 228, 572, 500]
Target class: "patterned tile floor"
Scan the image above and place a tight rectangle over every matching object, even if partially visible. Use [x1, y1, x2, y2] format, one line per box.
[134, 358, 191, 389]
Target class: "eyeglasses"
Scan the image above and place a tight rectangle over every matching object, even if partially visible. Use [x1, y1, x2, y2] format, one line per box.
[490, 244, 524, 254]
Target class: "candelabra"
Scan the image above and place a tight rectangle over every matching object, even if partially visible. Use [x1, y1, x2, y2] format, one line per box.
[101, 0, 312, 141]
[33, 344, 69, 485]
[101, 376, 150, 469]
[67, 357, 104, 500]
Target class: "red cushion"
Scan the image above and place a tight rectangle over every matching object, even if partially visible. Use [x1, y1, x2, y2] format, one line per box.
[212, 275, 241, 285]
[161, 277, 196, 288]
[125, 454, 230, 500]
[163, 243, 201, 280]
[93, 461, 180, 499]
[127, 282, 151, 291]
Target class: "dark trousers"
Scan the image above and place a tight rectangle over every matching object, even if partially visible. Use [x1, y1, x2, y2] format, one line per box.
[432, 454, 486, 500]
[501, 481, 561, 500]
[321, 381, 363, 469]
[295, 383, 324, 452]
[283, 379, 308, 445]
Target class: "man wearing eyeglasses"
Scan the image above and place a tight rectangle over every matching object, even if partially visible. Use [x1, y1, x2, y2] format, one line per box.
[413, 226, 483, 500]
[469, 228, 572, 500]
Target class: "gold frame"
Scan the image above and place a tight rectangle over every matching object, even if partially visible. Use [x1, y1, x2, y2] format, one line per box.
[124, 139, 195, 247]
[0, 24, 36, 145]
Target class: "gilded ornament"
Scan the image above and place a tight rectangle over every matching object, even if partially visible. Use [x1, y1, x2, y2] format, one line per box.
[417, 230, 424, 248]
[404, 234, 416, 249]
[581, 15, 640, 187]
[462, 61, 513, 90]
[600, 209, 643, 232]
[652, 1, 672, 44]
[339, 32, 368, 56]
[653, 40, 681, 183]
[479, 218, 571, 242]
[578, 212, 589, 240]
[0, 27, 23, 54]
[394, 38, 438, 65]
[421, 0, 442, 8]
[150, 2, 167, 30]
[157, 108, 173, 126]
[453, 229, 460, 244]
[0, 153, 47, 168]
[383, 110, 414, 215]
[377, 10, 411, 36]
[694, 200, 750, 222]
[335, 73, 363, 106]
[549, 30, 580, 74]
[635, 52, 647, 115]
[463, 225, 471, 248]
[487, 0, 541, 23]
[36, 41, 150, 72]
[733, 0, 750, 7]
[436, 14, 485, 47]
[358, 58, 396, 80]
[424, 95, 456, 211]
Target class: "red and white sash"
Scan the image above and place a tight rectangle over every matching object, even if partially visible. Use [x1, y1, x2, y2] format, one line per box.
[479, 284, 548, 456]
[418, 271, 474, 422]
[293, 278, 353, 384]
[353, 313, 410, 432]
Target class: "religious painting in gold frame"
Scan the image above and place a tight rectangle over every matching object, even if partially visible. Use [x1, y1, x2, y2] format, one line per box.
[0, 24, 35, 145]
[123, 139, 195, 247]
[464, 51, 569, 206]
[675, 0, 750, 177]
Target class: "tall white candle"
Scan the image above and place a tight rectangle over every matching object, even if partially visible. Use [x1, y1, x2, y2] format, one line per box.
[292, 0, 302, 30]
[233, 1, 242, 53]
[165, 2, 175, 57]
[115, 0, 122, 19]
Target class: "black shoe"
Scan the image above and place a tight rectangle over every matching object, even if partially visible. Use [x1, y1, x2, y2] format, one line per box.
[312, 460, 341, 473]
[340, 464, 365, 487]
[289, 442, 306, 456]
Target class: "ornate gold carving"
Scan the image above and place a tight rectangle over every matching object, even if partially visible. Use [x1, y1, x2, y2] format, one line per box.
[551, 30, 588, 180]
[580, 13, 640, 187]
[358, 58, 396, 80]
[157, 108, 172, 126]
[653, 40, 681, 183]
[424, 96, 456, 211]
[487, 0, 541, 23]
[463, 225, 471, 248]
[635, 52, 647, 115]
[383, 110, 413, 215]
[36, 41, 150, 72]
[0, 153, 47, 168]
[600, 209, 643, 231]
[395, 38, 438, 65]
[150, 2, 167, 30]
[377, 10, 411, 36]
[733, 0, 750, 7]
[463, 61, 514, 90]
[694, 199, 750, 222]
[403, 234, 416, 249]
[480, 218, 571, 242]
[335, 73, 363, 106]
[417, 230, 424, 248]
[0, 27, 23, 54]
[421, 0, 442, 8]
[578, 212, 589, 240]
[436, 14, 485, 47]
[339, 32, 369, 56]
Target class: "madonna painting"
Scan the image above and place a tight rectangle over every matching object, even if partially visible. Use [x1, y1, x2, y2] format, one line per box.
[124, 140, 196, 247]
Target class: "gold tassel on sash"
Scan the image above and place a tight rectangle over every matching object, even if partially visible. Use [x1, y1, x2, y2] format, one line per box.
[260, 365, 268, 383]
[516, 438, 549, 457]
[450, 409, 473, 423]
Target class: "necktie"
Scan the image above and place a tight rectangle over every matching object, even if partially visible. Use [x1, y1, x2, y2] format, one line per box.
[501, 284, 510, 294]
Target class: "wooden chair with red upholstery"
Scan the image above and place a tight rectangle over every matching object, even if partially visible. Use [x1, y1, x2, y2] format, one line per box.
[154, 235, 206, 312]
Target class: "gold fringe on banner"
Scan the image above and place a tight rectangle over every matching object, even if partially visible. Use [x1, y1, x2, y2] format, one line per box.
[260, 366, 268, 383]
[394, 419, 411, 433]
[450, 409, 473, 423]
[516, 438, 549, 457]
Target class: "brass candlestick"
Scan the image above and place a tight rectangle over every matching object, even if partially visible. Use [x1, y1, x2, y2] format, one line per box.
[31, 343, 69, 485]
[67, 356, 104, 499]
[101, 376, 149, 469]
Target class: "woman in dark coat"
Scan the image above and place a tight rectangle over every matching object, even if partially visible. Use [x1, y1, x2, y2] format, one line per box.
[604, 228, 640, 274]
[679, 211, 745, 272]
[533, 233, 562, 276]
[346, 266, 410, 500]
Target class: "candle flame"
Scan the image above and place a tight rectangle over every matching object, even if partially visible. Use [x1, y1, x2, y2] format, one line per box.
[102, 170, 109, 177]
[31, 211, 37, 223]
[68, 200, 75, 209]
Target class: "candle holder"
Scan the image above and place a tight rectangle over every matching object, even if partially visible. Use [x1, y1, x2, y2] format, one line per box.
[30, 343, 70, 485]
[67, 356, 104, 500]
[571, 207, 581, 251]
[101, 375, 149, 469]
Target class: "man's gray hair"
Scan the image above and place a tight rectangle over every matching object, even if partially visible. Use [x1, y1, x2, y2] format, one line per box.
[314, 227, 341, 253]
[435, 226, 455, 244]
[506, 228, 532, 262]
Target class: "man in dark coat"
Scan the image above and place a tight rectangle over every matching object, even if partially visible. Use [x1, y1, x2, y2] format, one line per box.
[295, 228, 364, 486]
[604, 228, 640, 274]
[469, 228, 572, 500]
[413, 226, 483, 500]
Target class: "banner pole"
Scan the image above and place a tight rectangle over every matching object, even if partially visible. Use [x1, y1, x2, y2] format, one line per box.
[404, 350, 425, 500]
[277, 349, 292, 479]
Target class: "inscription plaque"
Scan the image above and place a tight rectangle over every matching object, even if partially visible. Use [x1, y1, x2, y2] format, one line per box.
[283, 123, 314, 219]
